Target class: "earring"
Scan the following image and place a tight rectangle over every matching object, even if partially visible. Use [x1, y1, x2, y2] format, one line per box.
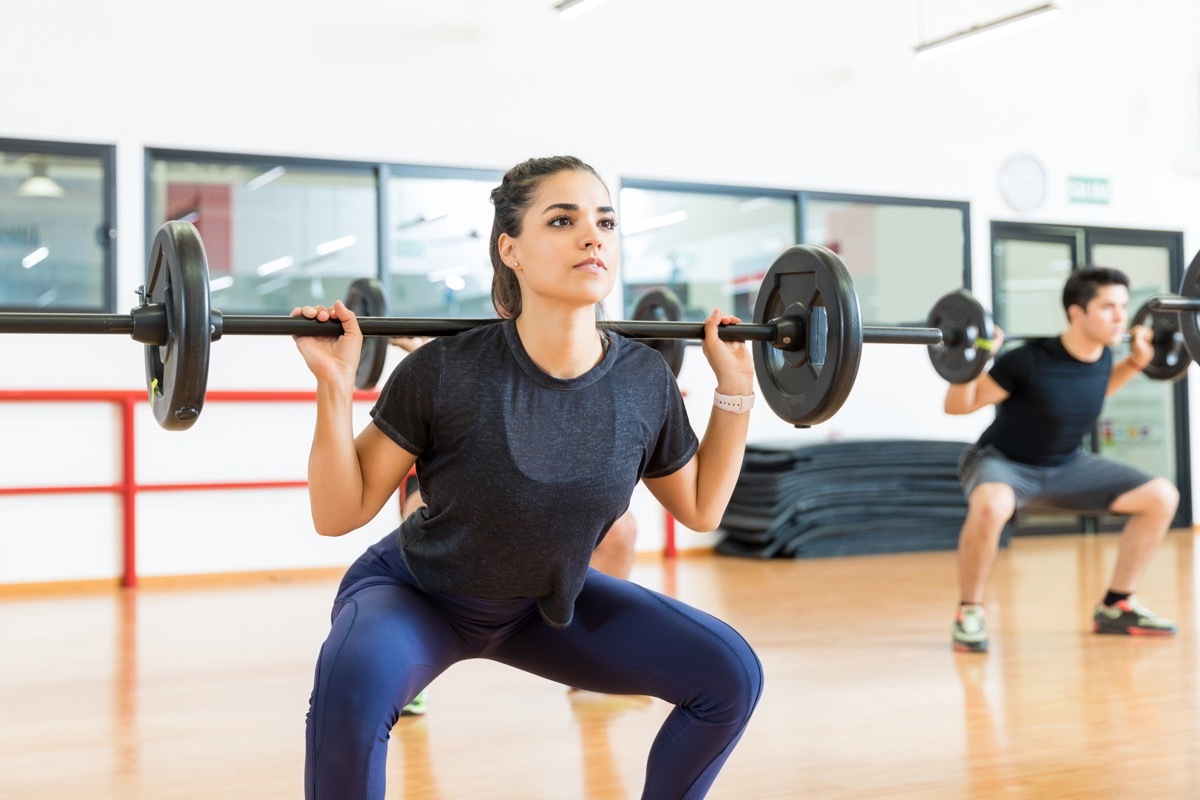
[510, 260, 519, 268]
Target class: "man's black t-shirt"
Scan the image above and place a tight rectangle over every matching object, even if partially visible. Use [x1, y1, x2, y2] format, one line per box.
[977, 338, 1112, 467]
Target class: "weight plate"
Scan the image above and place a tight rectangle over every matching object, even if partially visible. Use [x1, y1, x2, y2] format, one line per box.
[143, 221, 212, 431]
[926, 289, 995, 384]
[1176, 249, 1200, 362]
[1132, 297, 1192, 382]
[631, 287, 686, 378]
[751, 245, 862, 427]
[345, 277, 389, 390]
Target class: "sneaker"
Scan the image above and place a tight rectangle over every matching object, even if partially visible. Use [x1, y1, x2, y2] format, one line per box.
[1093, 597, 1177, 636]
[401, 690, 428, 717]
[953, 605, 988, 653]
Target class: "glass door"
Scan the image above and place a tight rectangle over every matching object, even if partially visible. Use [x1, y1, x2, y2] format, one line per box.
[991, 223, 1189, 532]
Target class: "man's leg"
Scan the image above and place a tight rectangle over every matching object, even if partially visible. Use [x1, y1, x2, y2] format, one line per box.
[1107, 477, 1179, 593]
[1094, 477, 1179, 635]
[954, 482, 1016, 652]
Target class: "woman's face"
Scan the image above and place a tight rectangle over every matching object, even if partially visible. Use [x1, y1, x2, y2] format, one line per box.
[500, 169, 619, 310]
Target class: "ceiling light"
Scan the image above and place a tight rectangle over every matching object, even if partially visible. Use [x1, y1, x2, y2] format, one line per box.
[22, 247, 49, 269]
[17, 161, 65, 199]
[256, 255, 295, 276]
[915, 3, 1061, 61]
[315, 234, 358, 256]
[247, 166, 286, 191]
[555, 0, 612, 21]
[210, 275, 235, 292]
[622, 210, 689, 236]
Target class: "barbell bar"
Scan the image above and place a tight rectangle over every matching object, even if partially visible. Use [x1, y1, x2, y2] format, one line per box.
[925, 287, 1193, 384]
[0, 221, 945, 431]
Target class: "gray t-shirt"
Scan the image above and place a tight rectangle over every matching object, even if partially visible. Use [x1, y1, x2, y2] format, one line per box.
[370, 319, 699, 628]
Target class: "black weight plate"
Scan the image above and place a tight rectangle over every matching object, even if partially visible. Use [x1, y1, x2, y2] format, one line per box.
[1132, 297, 1191, 382]
[751, 245, 862, 427]
[1177, 249, 1200, 361]
[926, 289, 994, 384]
[345, 277, 389, 390]
[143, 221, 211, 431]
[631, 287, 686, 378]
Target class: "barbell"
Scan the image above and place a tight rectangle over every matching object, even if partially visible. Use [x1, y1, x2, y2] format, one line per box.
[0, 220, 944, 431]
[925, 285, 1194, 385]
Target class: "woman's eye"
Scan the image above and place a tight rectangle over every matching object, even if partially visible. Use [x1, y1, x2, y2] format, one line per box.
[600, 218, 618, 230]
[549, 215, 572, 227]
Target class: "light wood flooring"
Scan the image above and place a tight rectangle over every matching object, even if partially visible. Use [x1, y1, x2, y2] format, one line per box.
[3, 530, 1199, 799]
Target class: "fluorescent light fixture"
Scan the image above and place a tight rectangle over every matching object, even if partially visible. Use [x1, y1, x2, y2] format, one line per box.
[915, 3, 1061, 61]
[209, 275, 235, 292]
[555, 0, 612, 21]
[622, 210, 689, 236]
[315, 234, 358, 256]
[247, 166, 286, 191]
[445, 274, 466, 292]
[256, 255, 295, 276]
[17, 161, 65, 199]
[22, 247, 49, 269]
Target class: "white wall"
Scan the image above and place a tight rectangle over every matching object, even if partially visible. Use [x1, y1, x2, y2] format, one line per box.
[2, 0, 1199, 583]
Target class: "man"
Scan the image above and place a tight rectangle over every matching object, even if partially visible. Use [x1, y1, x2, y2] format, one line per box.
[944, 267, 1179, 653]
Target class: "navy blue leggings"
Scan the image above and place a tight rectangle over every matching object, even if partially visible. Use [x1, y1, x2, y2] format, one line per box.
[304, 535, 764, 799]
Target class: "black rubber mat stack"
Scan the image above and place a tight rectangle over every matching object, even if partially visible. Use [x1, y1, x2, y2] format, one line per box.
[716, 439, 1012, 559]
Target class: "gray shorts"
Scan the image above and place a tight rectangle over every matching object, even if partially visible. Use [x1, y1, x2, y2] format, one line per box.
[957, 443, 1154, 513]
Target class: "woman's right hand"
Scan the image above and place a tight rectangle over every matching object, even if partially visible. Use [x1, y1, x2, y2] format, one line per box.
[291, 300, 363, 386]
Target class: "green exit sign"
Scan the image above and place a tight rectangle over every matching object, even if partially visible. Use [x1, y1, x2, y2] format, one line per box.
[1068, 176, 1110, 205]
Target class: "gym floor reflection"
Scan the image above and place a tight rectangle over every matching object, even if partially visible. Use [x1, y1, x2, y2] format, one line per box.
[2, 531, 1197, 798]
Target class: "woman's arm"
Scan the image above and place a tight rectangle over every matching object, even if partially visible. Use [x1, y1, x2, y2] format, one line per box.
[644, 308, 754, 532]
[294, 301, 416, 536]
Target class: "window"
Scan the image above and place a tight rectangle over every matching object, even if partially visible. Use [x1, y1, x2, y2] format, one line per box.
[385, 168, 501, 318]
[0, 139, 115, 311]
[619, 182, 797, 321]
[801, 195, 970, 325]
[147, 151, 379, 314]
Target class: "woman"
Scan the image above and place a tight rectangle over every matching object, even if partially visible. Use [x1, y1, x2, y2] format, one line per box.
[293, 155, 763, 799]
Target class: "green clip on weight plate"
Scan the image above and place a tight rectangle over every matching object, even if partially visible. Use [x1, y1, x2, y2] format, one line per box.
[142, 221, 212, 431]
[752, 245, 863, 427]
[630, 288, 687, 378]
[926, 289, 994, 385]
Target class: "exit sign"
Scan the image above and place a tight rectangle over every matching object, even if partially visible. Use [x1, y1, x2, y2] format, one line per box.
[1068, 176, 1111, 205]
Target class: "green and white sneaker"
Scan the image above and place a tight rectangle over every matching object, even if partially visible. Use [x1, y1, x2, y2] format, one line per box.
[1093, 597, 1177, 636]
[401, 690, 428, 717]
[953, 605, 988, 653]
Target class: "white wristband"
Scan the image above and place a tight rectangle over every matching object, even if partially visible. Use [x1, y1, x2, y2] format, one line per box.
[713, 390, 755, 414]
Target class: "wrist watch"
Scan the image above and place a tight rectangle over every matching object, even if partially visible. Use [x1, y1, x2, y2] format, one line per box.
[713, 390, 755, 414]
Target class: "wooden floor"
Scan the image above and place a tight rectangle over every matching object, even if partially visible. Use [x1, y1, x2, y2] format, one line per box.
[4, 530, 1200, 799]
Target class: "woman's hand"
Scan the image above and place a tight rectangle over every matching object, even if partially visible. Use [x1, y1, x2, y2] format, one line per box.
[291, 300, 363, 386]
[701, 308, 755, 396]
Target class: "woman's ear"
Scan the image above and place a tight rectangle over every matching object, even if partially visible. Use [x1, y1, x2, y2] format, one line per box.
[497, 233, 519, 271]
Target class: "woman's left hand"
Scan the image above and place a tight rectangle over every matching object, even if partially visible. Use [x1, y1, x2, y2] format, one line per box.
[701, 308, 756, 396]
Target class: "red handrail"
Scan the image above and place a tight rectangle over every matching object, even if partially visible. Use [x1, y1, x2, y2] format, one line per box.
[0, 386, 678, 589]
[0, 388, 379, 588]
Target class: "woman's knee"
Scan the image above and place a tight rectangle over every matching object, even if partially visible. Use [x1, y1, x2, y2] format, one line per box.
[685, 629, 764, 726]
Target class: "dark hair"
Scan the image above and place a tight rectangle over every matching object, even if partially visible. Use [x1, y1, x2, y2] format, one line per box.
[1062, 266, 1130, 314]
[488, 156, 606, 318]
